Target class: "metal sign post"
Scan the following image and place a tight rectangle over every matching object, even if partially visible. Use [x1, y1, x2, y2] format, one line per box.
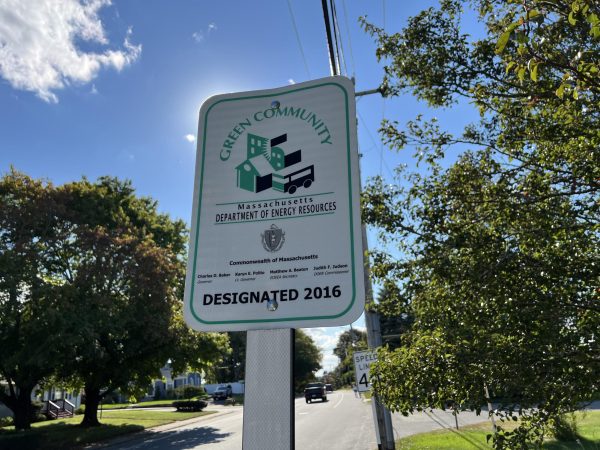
[243, 329, 294, 450]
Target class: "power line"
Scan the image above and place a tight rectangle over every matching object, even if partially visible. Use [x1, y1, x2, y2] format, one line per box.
[286, 0, 311, 79]
[329, 0, 347, 76]
[340, 0, 356, 77]
[357, 109, 396, 180]
[321, 0, 338, 76]
[333, 0, 349, 76]
[380, 0, 387, 177]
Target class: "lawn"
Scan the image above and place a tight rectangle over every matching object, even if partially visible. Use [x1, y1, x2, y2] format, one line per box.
[0, 409, 215, 450]
[395, 411, 600, 449]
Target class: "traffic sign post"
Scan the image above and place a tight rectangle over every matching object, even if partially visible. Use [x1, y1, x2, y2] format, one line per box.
[243, 329, 294, 449]
[184, 76, 364, 450]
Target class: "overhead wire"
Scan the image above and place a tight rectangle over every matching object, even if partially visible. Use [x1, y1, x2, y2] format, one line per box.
[321, 0, 338, 76]
[340, 0, 356, 77]
[286, 0, 311, 79]
[328, 0, 342, 75]
[321, 0, 396, 183]
[379, 0, 387, 177]
[330, 0, 348, 76]
[357, 110, 396, 180]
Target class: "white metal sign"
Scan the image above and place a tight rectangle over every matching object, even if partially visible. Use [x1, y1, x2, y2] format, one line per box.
[184, 76, 364, 331]
[354, 350, 377, 392]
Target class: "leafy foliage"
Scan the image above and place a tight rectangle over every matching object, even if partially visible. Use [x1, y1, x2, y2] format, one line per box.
[293, 329, 322, 392]
[0, 170, 76, 429]
[330, 329, 368, 388]
[361, 1, 599, 448]
[0, 170, 227, 429]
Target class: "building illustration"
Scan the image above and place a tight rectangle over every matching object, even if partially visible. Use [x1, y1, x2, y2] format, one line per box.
[235, 133, 314, 194]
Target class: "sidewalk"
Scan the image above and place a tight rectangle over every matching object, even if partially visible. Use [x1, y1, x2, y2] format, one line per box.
[86, 406, 241, 448]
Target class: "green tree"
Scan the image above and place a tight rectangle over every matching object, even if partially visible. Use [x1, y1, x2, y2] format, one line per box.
[51, 176, 227, 427]
[294, 329, 322, 392]
[168, 311, 229, 386]
[0, 170, 75, 430]
[0, 171, 227, 428]
[361, 1, 600, 447]
[205, 331, 246, 383]
[203, 330, 321, 391]
[376, 285, 414, 350]
[331, 329, 367, 389]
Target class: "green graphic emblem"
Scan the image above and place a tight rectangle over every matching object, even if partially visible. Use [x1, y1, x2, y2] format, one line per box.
[235, 133, 315, 194]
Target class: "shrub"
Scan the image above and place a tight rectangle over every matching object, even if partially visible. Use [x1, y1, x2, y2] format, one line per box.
[173, 385, 205, 399]
[172, 400, 207, 412]
[0, 416, 14, 428]
[183, 385, 205, 399]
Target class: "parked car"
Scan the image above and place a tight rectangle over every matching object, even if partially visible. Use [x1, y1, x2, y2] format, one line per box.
[325, 383, 333, 392]
[212, 384, 232, 400]
[304, 383, 327, 403]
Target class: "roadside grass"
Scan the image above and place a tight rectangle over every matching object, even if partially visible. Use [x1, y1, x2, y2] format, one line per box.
[0, 409, 215, 450]
[395, 411, 600, 450]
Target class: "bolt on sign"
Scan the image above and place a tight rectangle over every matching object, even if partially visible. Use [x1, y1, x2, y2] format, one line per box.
[184, 76, 365, 331]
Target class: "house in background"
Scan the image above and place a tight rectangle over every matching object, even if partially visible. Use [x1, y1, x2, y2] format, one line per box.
[151, 364, 202, 399]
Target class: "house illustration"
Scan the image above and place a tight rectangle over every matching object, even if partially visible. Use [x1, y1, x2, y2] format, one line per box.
[236, 133, 308, 194]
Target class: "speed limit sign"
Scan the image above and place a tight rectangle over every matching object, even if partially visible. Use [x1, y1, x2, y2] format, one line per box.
[353, 350, 377, 392]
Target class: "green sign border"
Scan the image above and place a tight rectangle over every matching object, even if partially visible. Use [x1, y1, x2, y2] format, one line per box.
[189, 80, 357, 325]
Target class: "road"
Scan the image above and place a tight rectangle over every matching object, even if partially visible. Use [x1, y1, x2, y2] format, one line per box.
[97, 391, 494, 450]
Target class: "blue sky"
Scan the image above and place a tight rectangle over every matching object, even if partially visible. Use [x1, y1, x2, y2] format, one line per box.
[0, 0, 474, 374]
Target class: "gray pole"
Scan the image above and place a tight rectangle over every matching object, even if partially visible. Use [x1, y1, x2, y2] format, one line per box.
[242, 329, 294, 449]
[363, 223, 396, 450]
[319, 2, 393, 445]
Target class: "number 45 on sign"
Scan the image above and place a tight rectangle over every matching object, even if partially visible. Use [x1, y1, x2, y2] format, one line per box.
[353, 350, 377, 393]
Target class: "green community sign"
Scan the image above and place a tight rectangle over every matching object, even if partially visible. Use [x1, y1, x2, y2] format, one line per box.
[184, 76, 365, 331]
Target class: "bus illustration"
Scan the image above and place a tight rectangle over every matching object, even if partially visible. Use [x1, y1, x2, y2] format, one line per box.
[272, 165, 315, 194]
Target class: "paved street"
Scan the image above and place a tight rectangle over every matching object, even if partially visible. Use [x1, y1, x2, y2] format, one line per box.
[97, 390, 495, 450]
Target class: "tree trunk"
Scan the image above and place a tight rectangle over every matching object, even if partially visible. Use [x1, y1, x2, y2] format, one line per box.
[11, 386, 35, 431]
[80, 385, 102, 427]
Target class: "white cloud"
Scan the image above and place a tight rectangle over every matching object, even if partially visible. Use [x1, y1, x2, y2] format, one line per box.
[192, 23, 217, 44]
[192, 31, 204, 43]
[184, 134, 196, 143]
[288, 78, 296, 85]
[304, 327, 346, 373]
[0, 0, 141, 102]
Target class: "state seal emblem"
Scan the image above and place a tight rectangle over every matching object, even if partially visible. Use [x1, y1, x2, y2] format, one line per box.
[261, 224, 285, 252]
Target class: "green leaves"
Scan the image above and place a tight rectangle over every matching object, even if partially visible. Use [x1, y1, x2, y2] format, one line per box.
[496, 28, 513, 54]
[362, 0, 600, 447]
[0, 170, 228, 427]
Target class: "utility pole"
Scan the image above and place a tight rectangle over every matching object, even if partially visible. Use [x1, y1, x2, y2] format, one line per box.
[321, 2, 395, 448]
[363, 226, 396, 450]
